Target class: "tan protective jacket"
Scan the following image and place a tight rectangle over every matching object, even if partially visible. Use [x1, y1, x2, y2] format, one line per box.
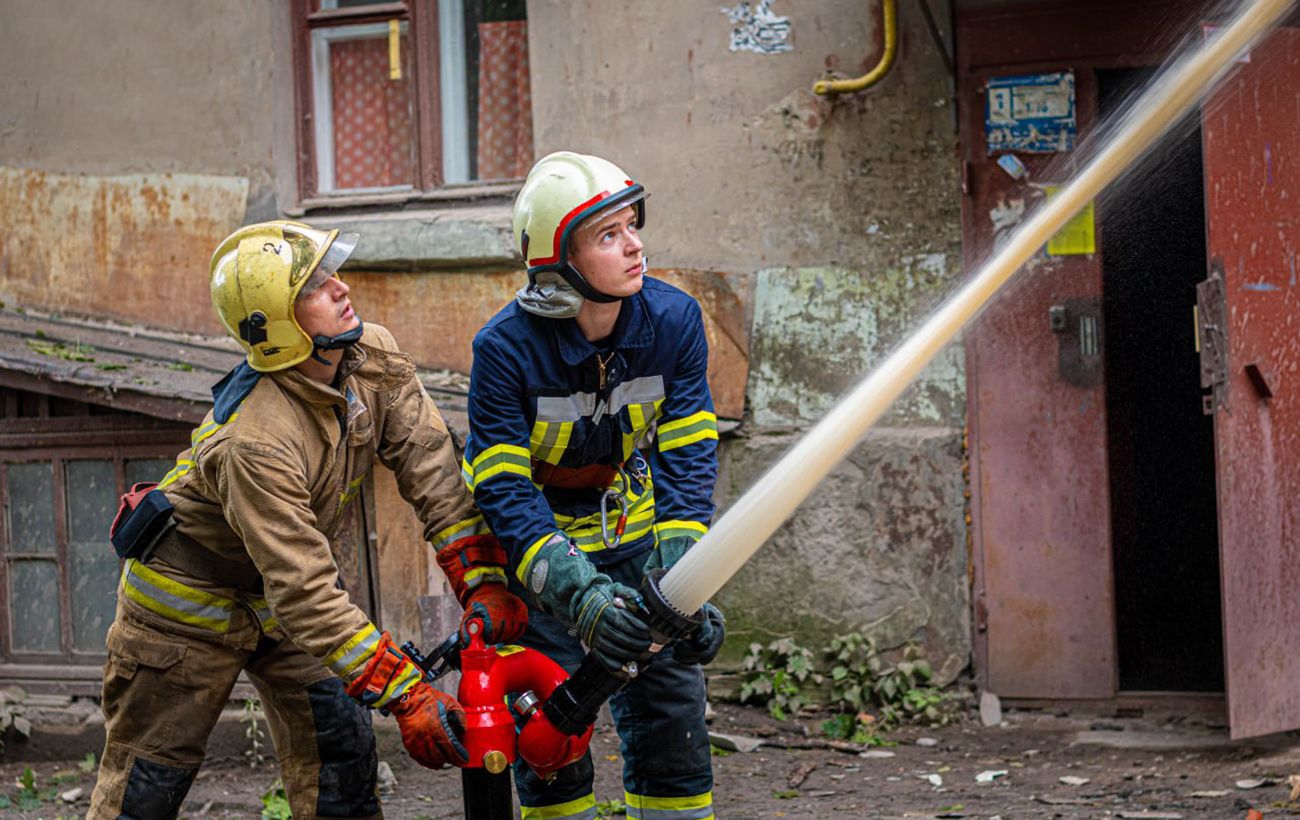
[121, 324, 492, 687]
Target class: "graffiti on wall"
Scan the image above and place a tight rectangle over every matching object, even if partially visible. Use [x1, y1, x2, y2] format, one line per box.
[721, 0, 793, 54]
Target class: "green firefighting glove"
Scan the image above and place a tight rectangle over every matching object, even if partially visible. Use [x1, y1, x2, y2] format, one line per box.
[523, 534, 652, 673]
[673, 602, 726, 666]
[644, 535, 697, 574]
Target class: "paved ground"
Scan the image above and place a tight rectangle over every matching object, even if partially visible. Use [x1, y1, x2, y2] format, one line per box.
[2, 698, 1299, 818]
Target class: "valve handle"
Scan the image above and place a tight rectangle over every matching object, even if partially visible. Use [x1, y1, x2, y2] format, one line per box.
[401, 632, 462, 682]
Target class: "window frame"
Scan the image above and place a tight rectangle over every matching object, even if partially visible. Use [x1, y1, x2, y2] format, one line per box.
[293, 0, 444, 203]
[290, 0, 528, 212]
[0, 425, 190, 671]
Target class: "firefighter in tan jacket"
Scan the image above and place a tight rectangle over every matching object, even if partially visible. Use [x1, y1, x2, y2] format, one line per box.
[89, 221, 528, 820]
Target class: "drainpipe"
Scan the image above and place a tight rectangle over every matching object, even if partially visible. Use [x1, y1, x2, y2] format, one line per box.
[813, 0, 898, 96]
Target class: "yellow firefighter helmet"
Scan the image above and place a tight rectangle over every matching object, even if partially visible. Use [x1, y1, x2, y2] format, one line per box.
[209, 220, 358, 372]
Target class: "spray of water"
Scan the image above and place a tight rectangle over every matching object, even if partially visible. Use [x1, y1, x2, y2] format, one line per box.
[659, 0, 1298, 616]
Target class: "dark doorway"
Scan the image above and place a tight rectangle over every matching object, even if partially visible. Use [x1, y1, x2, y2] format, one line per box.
[1099, 68, 1223, 692]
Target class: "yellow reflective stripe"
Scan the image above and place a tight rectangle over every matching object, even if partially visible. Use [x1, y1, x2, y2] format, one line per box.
[464, 566, 506, 587]
[530, 420, 574, 464]
[325, 624, 381, 678]
[372, 662, 422, 710]
[339, 474, 365, 505]
[191, 412, 239, 447]
[465, 443, 533, 490]
[624, 791, 714, 820]
[158, 459, 193, 489]
[568, 511, 657, 551]
[120, 560, 233, 633]
[431, 514, 489, 551]
[247, 597, 280, 633]
[516, 531, 564, 583]
[521, 794, 597, 820]
[657, 411, 718, 453]
[654, 519, 709, 542]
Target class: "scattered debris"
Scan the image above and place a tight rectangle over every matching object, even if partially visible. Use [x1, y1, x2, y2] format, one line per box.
[788, 761, 817, 789]
[1035, 795, 1095, 806]
[975, 770, 1008, 784]
[1058, 775, 1091, 786]
[917, 737, 940, 747]
[979, 692, 1003, 727]
[1115, 812, 1184, 819]
[921, 773, 943, 787]
[376, 761, 397, 796]
[860, 750, 896, 759]
[1235, 778, 1276, 790]
[1188, 790, 1231, 798]
[60, 787, 83, 803]
[709, 732, 764, 753]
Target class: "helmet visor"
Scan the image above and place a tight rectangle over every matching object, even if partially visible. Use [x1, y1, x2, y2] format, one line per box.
[297, 232, 359, 301]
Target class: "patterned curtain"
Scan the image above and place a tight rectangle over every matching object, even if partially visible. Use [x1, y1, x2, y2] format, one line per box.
[330, 36, 415, 190]
[476, 20, 534, 180]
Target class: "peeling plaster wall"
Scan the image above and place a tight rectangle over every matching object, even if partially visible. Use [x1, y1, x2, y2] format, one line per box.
[530, 0, 969, 677]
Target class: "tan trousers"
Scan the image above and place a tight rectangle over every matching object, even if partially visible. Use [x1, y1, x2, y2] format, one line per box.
[88, 600, 382, 819]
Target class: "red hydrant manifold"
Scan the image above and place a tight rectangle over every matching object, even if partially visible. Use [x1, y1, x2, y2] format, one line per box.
[454, 619, 594, 779]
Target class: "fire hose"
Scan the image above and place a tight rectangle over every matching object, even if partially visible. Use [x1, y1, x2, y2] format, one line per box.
[407, 0, 1296, 815]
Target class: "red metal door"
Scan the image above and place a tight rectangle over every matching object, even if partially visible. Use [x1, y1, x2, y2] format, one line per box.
[963, 68, 1117, 698]
[1201, 26, 1300, 739]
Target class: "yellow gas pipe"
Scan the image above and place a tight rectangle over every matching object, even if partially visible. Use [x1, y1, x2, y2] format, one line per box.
[813, 0, 898, 96]
[661, 0, 1296, 616]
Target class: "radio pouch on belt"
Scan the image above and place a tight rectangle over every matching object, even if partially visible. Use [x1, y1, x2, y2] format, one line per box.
[109, 482, 176, 561]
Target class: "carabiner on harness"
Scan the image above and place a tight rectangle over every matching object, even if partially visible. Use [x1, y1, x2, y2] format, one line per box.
[600, 486, 630, 549]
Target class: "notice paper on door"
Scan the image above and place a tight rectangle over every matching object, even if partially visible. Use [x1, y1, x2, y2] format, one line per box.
[1044, 185, 1096, 256]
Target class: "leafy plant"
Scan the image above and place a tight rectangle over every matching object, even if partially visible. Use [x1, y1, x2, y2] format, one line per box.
[595, 798, 626, 817]
[16, 766, 43, 810]
[261, 780, 292, 819]
[739, 632, 956, 737]
[738, 638, 822, 720]
[244, 697, 268, 769]
[78, 752, 97, 774]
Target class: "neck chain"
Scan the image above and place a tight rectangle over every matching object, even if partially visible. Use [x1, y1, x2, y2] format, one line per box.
[596, 351, 616, 391]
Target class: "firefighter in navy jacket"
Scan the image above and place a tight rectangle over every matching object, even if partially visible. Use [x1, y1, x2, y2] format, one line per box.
[463, 152, 725, 820]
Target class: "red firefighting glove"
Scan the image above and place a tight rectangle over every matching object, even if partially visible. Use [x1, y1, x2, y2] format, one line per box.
[387, 682, 470, 770]
[436, 534, 528, 644]
[461, 582, 529, 646]
[345, 631, 469, 769]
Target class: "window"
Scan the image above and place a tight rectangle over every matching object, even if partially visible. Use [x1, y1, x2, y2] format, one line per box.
[293, 0, 533, 203]
[2, 456, 176, 664]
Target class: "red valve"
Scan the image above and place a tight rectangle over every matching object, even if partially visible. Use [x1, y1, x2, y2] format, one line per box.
[456, 618, 594, 778]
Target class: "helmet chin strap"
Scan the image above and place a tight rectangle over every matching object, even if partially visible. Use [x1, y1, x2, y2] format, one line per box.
[310, 321, 365, 365]
[556, 258, 649, 304]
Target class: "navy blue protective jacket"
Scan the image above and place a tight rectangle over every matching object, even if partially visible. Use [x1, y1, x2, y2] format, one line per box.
[463, 277, 718, 580]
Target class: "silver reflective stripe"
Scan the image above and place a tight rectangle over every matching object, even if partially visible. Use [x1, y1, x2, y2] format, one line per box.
[536, 376, 665, 422]
[608, 375, 665, 411]
[123, 570, 231, 625]
[537, 392, 596, 421]
[628, 807, 714, 820]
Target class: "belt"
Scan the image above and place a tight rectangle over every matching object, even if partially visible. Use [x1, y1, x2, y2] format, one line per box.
[147, 528, 264, 594]
[531, 460, 621, 489]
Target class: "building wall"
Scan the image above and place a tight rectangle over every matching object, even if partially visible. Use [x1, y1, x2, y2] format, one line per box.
[529, 0, 968, 678]
[0, 1, 969, 680]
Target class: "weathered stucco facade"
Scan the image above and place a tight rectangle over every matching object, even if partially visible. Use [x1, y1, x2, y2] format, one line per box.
[0, 1, 967, 680]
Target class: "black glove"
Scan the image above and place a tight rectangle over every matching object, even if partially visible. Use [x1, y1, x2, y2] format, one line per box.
[673, 602, 725, 666]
